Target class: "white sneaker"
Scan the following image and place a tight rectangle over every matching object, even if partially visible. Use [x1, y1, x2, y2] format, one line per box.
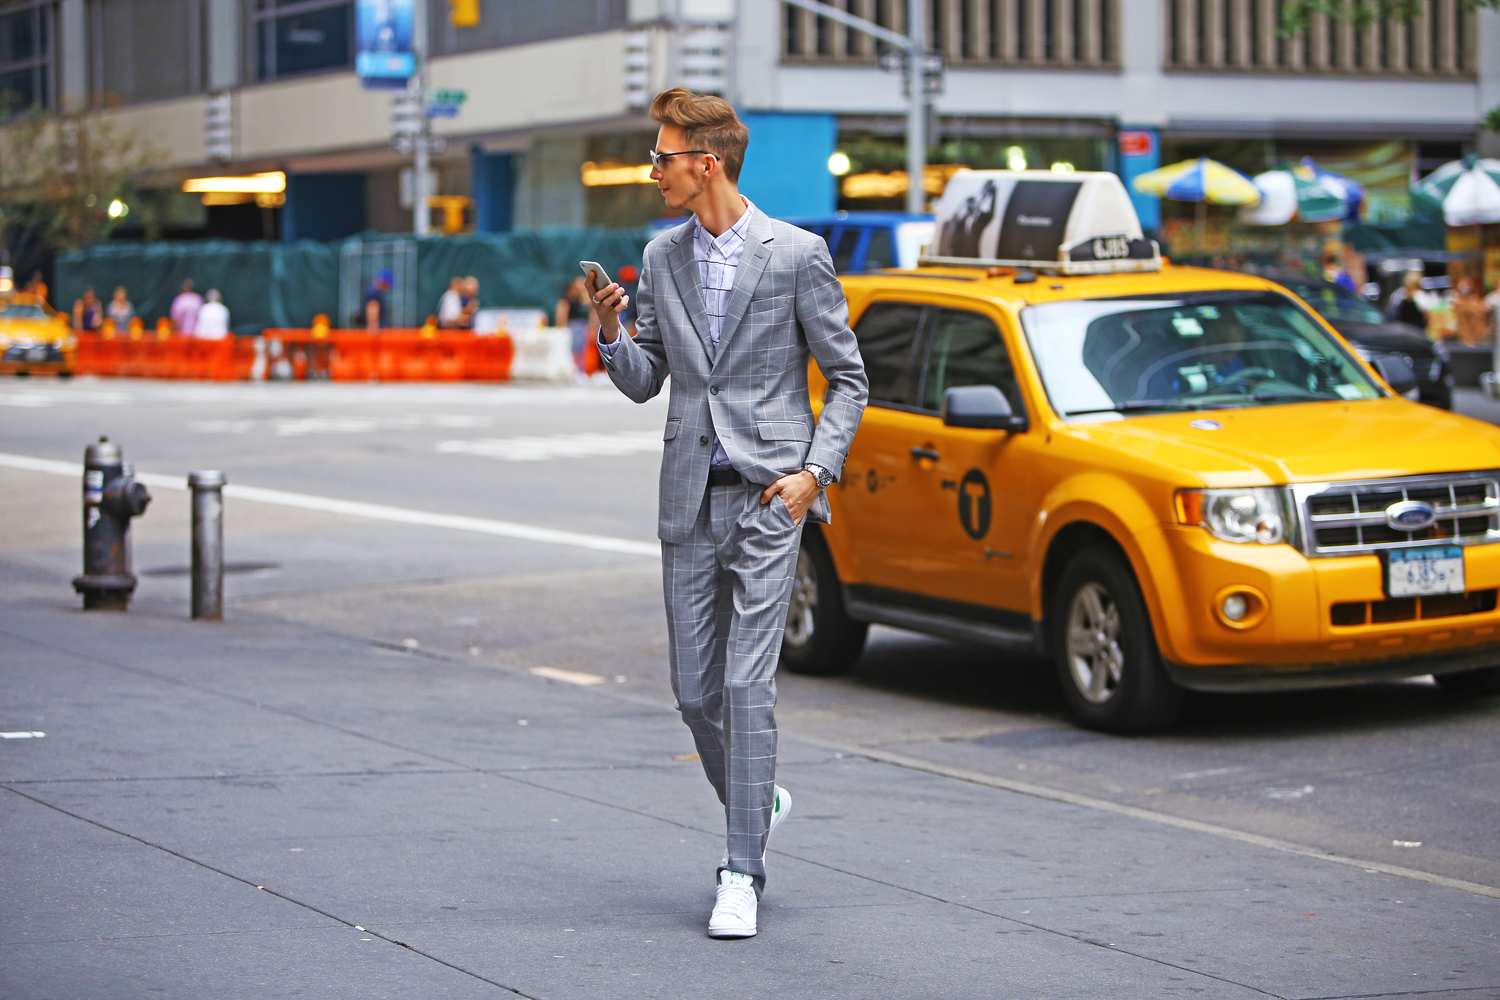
[769, 785, 791, 839]
[708, 870, 758, 939]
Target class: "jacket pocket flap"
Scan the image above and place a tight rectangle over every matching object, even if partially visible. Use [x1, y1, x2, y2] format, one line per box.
[663, 420, 681, 441]
[756, 420, 812, 442]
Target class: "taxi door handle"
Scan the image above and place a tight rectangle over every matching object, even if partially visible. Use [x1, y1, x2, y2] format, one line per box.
[909, 446, 941, 462]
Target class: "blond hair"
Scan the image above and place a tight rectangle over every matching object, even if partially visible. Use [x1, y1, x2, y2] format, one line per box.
[649, 88, 749, 182]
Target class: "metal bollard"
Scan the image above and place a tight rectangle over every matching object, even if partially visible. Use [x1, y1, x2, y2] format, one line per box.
[188, 471, 226, 620]
[73, 437, 152, 610]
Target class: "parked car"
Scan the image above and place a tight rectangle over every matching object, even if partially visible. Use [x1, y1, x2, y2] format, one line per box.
[1254, 270, 1453, 410]
[779, 212, 937, 274]
[0, 289, 76, 378]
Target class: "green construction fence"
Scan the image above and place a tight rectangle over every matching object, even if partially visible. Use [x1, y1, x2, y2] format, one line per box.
[54, 227, 654, 333]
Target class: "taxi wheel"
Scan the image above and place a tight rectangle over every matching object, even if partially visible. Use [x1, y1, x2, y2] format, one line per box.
[1052, 547, 1185, 734]
[1433, 666, 1500, 697]
[780, 529, 867, 677]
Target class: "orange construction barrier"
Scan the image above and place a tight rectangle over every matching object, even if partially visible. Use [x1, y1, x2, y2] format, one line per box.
[75, 329, 512, 382]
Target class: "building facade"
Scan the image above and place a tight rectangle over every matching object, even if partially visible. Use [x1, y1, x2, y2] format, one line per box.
[3, 0, 1495, 241]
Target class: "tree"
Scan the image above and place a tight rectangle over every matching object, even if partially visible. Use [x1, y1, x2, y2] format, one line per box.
[1279, 0, 1500, 33]
[0, 104, 160, 277]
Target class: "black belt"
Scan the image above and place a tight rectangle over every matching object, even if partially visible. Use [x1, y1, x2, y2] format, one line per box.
[707, 467, 743, 487]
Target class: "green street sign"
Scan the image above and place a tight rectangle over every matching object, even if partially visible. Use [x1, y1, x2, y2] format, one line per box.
[434, 90, 468, 105]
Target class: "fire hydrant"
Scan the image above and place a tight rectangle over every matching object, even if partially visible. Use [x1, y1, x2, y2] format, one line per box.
[72, 437, 151, 610]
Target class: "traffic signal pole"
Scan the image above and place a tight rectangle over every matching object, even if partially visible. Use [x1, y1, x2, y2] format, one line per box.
[412, 0, 430, 237]
[779, 0, 931, 215]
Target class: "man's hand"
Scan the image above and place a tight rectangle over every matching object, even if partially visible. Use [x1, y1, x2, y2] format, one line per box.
[761, 470, 820, 525]
[587, 276, 630, 344]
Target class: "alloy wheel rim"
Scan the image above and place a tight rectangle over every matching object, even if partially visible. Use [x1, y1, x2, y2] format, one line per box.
[784, 548, 818, 648]
[1066, 581, 1124, 704]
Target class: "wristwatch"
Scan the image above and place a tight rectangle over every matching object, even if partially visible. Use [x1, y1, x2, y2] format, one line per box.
[803, 463, 835, 490]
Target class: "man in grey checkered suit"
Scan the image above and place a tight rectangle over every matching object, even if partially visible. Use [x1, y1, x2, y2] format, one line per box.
[588, 88, 867, 939]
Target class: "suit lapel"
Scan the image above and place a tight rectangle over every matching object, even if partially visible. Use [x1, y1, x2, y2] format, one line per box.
[712, 210, 774, 366]
[666, 224, 716, 363]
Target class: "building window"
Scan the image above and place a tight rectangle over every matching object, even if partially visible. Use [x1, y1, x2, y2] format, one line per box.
[0, 0, 52, 115]
[255, 0, 351, 80]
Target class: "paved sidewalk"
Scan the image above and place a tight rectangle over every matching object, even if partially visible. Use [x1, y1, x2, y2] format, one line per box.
[2, 573, 1499, 999]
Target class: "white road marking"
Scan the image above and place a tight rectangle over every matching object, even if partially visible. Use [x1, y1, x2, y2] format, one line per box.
[0, 452, 658, 558]
[189, 414, 499, 436]
[437, 431, 662, 461]
[530, 666, 608, 686]
[1, 731, 45, 739]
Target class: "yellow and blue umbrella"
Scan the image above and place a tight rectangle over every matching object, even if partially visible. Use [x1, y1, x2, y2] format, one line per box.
[1131, 157, 1261, 206]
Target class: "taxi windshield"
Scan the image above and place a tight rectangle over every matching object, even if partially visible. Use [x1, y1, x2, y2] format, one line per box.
[1276, 279, 1385, 325]
[0, 302, 49, 319]
[1019, 291, 1383, 419]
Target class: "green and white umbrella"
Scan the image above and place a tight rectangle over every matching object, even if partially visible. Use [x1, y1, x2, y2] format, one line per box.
[1411, 155, 1500, 226]
[1240, 161, 1349, 226]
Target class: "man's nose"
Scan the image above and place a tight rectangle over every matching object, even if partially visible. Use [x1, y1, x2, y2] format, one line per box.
[650, 165, 662, 181]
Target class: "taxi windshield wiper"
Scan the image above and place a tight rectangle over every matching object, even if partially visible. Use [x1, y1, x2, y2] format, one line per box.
[1064, 400, 1206, 416]
[1245, 390, 1343, 403]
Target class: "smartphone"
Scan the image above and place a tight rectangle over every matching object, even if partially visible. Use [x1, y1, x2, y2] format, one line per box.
[579, 260, 611, 292]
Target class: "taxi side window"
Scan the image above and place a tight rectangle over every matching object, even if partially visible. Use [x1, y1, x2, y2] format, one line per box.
[853, 301, 927, 408]
[920, 307, 1025, 417]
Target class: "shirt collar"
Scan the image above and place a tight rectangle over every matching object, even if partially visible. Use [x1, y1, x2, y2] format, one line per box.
[694, 198, 754, 252]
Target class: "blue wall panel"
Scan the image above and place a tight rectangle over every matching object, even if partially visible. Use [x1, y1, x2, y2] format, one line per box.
[1116, 127, 1162, 235]
[737, 112, 837, 219]
[471, 150, 516, 233]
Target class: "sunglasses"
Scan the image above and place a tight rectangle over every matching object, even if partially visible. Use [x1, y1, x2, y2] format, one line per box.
[649, 149, 717, 169]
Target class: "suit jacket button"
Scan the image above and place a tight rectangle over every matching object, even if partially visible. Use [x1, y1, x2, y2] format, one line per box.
[699, 435, 709, 445]
[709, 384, 719, 395]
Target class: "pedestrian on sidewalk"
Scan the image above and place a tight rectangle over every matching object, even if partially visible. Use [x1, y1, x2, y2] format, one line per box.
[586, 87, 868, 940]
[196, 290, 230, 340]
[363, 270, 393, 331]
[106, 286, 134, 329]
[437, 277, 466, 328]
[72, 286, 102, 331]
[170, 279, 203, 335]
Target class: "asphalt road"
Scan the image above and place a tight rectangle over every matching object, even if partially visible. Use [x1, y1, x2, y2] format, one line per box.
[3, 376, 1498, 897]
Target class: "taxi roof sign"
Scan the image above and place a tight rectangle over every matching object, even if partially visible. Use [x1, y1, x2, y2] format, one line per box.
[922, 169, 1161, 275]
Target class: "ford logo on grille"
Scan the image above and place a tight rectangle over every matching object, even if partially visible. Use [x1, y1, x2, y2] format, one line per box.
[1385, 500, 1437, 532]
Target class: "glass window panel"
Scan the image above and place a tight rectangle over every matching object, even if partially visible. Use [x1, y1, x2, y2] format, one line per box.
[0, 67, 39, 112]
[921, 308, 1023, 415]
[830, 227, 860, 273]
[260, 2, 350, 79]
[853, 301, 926, 407]
[863, 228, 893, 270]
[0, 9, 38, 64]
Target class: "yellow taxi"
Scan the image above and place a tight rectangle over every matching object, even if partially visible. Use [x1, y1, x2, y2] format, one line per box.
[0, 273, 76, 377]
[782, 170, 1500, 732]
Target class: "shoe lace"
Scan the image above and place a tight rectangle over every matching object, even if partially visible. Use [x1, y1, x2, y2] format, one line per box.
[716, 884, 756, 921]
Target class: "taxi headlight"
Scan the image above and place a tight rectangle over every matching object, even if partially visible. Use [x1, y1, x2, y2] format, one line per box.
[1176, 488, 1286, 545]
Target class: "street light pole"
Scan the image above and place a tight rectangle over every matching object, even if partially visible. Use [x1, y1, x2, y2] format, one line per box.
[780, 0, 932, 214]
[412, 0, 430, 237]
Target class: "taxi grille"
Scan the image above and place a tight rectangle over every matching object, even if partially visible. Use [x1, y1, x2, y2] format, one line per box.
[1292, 472, 1500, 557]
[1330, 589, 1498, 626]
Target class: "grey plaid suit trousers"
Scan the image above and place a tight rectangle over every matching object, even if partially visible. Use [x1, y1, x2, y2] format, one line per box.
[665, 483, 804, 891]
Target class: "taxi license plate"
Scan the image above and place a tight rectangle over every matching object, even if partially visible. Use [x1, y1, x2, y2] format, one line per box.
[1385, 546, 1465, 598]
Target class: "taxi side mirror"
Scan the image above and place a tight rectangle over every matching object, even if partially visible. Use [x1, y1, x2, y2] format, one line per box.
[1371, 354, 1417, 397]
[942, 385, 1028, 433]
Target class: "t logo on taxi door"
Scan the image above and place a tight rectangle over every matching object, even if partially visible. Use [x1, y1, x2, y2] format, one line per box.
[958, 469, 991, 540]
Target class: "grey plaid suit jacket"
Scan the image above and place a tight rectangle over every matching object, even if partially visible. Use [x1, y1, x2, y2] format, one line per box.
[600, 206, 869, 544]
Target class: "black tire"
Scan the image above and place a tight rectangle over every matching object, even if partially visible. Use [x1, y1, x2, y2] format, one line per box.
[1051, 546, 1185, 733]
[1433, 666, 1500, 698]
[780, 527, 867, 677]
